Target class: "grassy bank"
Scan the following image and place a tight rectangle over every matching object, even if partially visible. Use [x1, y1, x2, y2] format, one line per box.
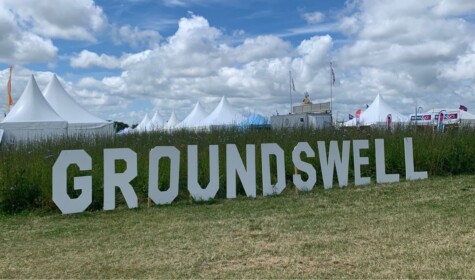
[2, 126, 475, 213]
[1, 175, 475, 278]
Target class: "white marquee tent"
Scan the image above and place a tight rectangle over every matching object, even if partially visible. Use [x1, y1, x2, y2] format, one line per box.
[149, 111, 165, 131]
[200, 96, 245, 127]
[164, 111, 180, 130]
[345, 94, 408, 126]
[135, 114, 151, 132]
[0, 75, 68, 142]
[176, 101, 208, 129]
[43, 75, 114, 136]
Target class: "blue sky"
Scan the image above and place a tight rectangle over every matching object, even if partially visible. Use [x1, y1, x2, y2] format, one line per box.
[1, 0, 475, 124]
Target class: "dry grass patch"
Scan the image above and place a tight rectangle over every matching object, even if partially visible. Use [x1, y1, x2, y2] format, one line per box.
[1, 175, 475, 278]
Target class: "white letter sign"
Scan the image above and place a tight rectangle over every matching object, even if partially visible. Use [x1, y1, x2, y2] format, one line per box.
[149, 146, 180, 205]
[52, 150, 92, 214]
[261, 143, 286, 196]
[103, 148, 138, 210]
[187, 145, 219, 201]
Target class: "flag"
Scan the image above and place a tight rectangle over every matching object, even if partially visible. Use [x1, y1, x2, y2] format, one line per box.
[459, 105, 467, 111]
[348, 114, 354, 120]
[366, 104, 369, 109]
[7, 66, 13, 110]
[330, 62, 335, 85]
[291, 77, 296, 92]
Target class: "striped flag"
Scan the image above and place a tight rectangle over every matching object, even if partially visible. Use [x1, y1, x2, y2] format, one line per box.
[7, 66, 13, 110]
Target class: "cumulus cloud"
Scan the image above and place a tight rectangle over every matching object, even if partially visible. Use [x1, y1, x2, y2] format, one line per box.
[112, 24, 161, 49]
[0, 5, 57, 64]
[301, 11, 325, 24]
[70, 50, 122, 69]
[64, 14, 335, 123]
[334, 0, 475, 114]
[1, 0, 106, 42]
[4, 1, 475, 125]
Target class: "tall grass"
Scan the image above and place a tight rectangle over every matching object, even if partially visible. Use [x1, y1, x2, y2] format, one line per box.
[1, 125, 475, 213]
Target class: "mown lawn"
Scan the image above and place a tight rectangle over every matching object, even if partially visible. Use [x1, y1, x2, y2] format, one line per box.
[1, 175, 475, 278]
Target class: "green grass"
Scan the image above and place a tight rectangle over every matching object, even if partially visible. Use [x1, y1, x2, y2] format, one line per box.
[1, 175, 475, 278]
[3, 126, 475, 213]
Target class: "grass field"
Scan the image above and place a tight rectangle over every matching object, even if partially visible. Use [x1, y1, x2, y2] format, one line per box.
[1, 175, 475, 278]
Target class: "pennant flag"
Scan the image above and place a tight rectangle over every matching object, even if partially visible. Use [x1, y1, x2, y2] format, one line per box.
[459, 105, 467, 111]
[348, 114, 354, 120]
[365, 104, 369, 109]
[7, 65, 13, 110]
[330, 62, 335, 85]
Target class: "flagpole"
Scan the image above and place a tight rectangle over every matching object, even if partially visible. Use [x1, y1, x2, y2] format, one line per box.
[289, 70, 293, 114]
[330, 62, 333, 123]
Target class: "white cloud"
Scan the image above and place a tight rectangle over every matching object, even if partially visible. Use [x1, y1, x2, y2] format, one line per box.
[112, 24, 161, 49]
[2, 0, 107, 42]
[333, 0, 475, 116]
[431, 0, 475, 16]
[70, 50, 122, 69]
[439, 51, 475, 81]
[0, 5, 57, 64]
[64, 14, 335, 122]
[301, 11, 325, 24]
[4, 1, 475, 125]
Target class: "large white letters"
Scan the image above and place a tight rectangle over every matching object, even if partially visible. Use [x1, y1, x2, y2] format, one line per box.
[292, 142, 317, 191]
[187, 145, 219, 201]
[226, 144, 256, 199]
[404, 137, 428, 180]
[318, 140, 350, 189]
[51, 137, 428, 214]
[103, 148, 138, 210]
[353, 140, 370, 186]
[375, 139, 400, 183]
[261, 143, 286, 196]
[52, 150, 92, 214]
[149, 146, 180, 205]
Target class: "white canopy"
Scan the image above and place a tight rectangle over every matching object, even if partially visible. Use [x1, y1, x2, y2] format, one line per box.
[0, 75, 67, 141]
[136, 114, 151, 132]
[345, 94, 408, 126]
[149, 111, 165, 131]
[176, 101, 208, 128]
[200, 96, 245, 127]
[43, 74, 113, 136]
[164, 111, 180, 130]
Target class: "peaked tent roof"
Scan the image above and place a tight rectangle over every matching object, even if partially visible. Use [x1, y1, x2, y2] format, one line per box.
[345, 94, 408, 126]
[43, 75, 107, 124]
[2, 75, 66, 123]
[136, 114, 150, 132]
[164, 111, 180, 129]
[200, 96, 245, 127]
[177, 101, 208, 128]
[149, 111, 165, 130]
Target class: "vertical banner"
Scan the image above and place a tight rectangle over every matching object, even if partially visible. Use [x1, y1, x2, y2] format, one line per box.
[437, 110, 445, 133]
[355, 109, 362, 126]
[387, 114, 392, 130]
[7, 65, 13, 111]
